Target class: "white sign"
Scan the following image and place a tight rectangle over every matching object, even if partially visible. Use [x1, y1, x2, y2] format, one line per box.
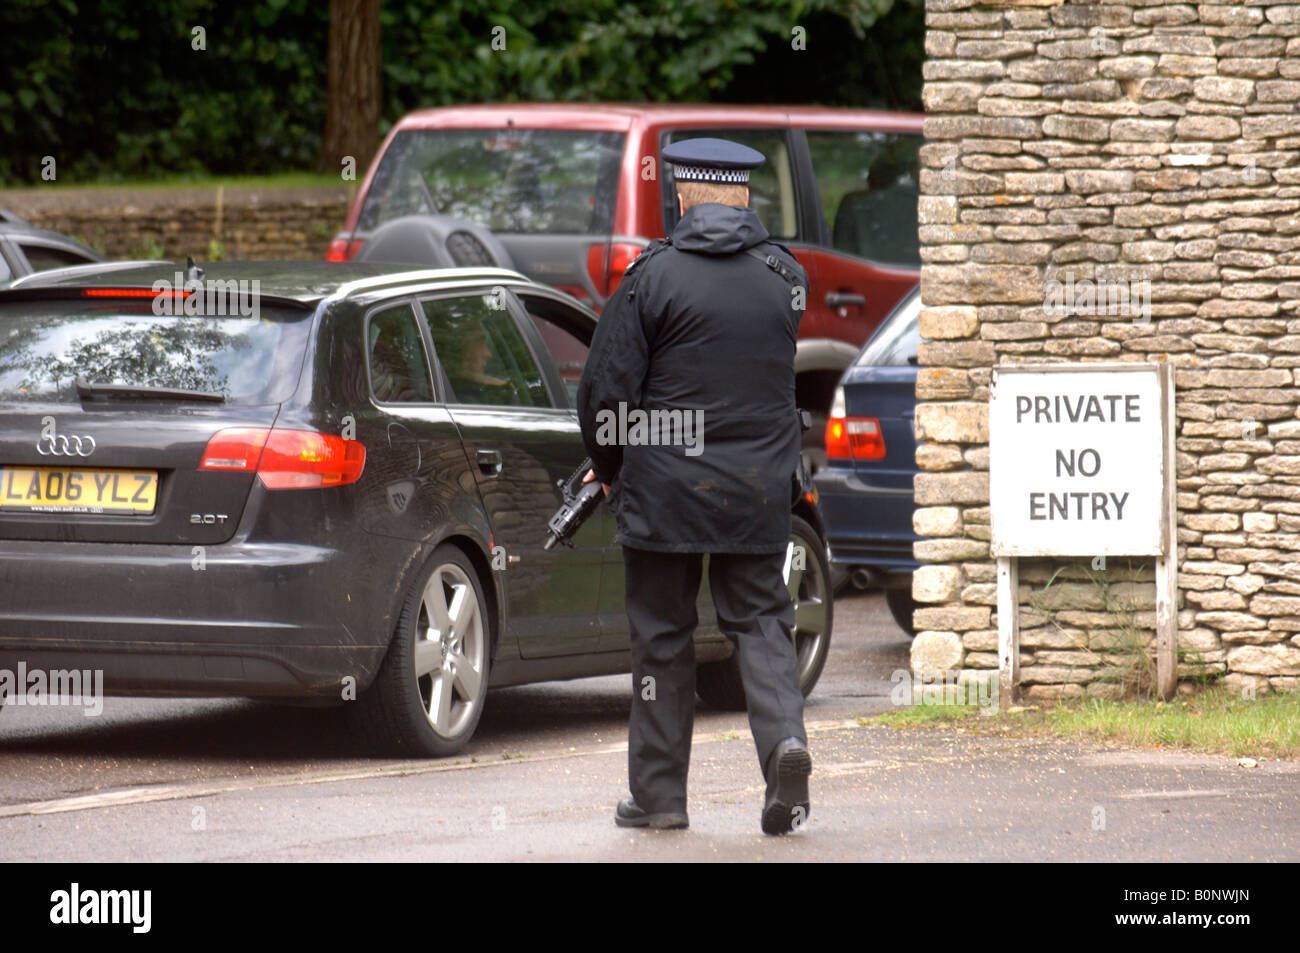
[990, 363, 1169, 557]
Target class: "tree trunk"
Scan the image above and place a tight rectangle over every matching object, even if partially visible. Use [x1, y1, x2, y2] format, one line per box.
[319, 0, 381, 176]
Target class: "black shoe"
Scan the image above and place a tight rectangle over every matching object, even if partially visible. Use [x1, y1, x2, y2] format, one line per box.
[762, 738, 812, 835]
[615, 797, 689, 830]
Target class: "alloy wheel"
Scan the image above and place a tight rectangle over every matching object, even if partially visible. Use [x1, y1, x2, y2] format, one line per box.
[787, 528, 830, 689]
[413, 562, 487, 739]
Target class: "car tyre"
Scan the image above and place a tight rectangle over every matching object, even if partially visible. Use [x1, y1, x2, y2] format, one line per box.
[350, 544, 491, 757]
[696, 515, 834, 711]
[885, 585, 917, 637]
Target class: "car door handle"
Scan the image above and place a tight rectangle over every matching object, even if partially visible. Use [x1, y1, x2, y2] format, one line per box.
[826, 292, 865, 309]
[476, 449, 503, 477]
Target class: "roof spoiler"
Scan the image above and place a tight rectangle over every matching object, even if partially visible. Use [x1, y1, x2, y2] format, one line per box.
[7, 259, 173, 289]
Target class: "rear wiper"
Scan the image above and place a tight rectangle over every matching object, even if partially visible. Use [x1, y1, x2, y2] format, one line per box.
[75, 377, 226, 403]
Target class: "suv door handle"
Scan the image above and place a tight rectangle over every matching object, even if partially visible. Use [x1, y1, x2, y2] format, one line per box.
[476, 449, 503, 477]
[826, 291, 865, 309]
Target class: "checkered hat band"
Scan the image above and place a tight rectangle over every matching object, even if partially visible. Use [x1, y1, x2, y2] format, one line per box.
[671, 165, 750, 184]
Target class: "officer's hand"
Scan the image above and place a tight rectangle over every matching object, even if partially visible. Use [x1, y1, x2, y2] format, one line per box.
[582, 469, 610, 497]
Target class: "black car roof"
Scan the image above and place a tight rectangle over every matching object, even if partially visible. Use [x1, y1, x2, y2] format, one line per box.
[0, 260, 531, 306]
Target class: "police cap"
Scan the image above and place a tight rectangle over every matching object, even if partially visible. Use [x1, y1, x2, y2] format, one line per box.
[662, 137, 765, 185]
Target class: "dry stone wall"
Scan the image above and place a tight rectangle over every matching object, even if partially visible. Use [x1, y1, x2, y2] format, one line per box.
[916, 0, 1300, 698]
[1, 185, 352, 260]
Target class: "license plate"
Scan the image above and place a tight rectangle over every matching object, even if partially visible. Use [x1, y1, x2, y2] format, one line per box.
[0, 467, 158, 515]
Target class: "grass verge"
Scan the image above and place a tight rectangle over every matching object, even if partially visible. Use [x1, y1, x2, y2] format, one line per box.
[865, 685, 1300, 760]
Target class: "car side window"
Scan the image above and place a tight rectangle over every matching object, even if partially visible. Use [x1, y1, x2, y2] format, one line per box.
[422, 293, 551, 408]
[805, 130, 922, 267]
[660, 128, 798, 239]
[367, 302, 435, 403]
[517, 297, 591, 409]
[20, 243, 91, 272]
[859, 290, 922, 367]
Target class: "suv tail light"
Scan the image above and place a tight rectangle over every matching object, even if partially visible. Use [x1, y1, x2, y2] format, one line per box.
[586, 242, 643, 298]
[825, 387, 886, 461]
[326, 237, 365, 262]
[201, 428, 366, 489]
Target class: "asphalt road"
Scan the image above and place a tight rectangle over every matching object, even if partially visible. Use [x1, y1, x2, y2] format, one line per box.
[1, 591, 1296, 862]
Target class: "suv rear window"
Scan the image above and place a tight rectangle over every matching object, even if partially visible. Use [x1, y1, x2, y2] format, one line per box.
[358, 129, 625, 235]
[661, 128, 798, 239]
[0, 301, 311, 404]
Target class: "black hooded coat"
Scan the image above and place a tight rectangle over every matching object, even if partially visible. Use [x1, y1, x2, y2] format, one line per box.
[576, 202, 807, 554]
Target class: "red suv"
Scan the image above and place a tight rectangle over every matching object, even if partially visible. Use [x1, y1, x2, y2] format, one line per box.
[328, 104, 923, 467]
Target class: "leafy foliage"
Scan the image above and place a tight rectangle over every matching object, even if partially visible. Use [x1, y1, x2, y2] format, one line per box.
[0, 0, 922, 186]
[0, 0, 326, 184]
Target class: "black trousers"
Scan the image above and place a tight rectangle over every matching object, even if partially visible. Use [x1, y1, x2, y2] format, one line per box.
[623, 546, 807, 814]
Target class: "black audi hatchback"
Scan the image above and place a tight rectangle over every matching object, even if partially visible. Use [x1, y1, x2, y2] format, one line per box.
[0, 261, 833, 756]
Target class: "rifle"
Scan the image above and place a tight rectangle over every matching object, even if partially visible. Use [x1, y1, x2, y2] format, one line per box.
[543, 458, 605, 551]
[545, 410, 811, 552]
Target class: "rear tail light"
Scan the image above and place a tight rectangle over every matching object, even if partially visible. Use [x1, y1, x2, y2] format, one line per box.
[326, 237, 365, 262]
[200, 427, 270, 471]
[585, 242, 644, 298]
[825, 387, 886, 461]
[201, 428, 366, 489]
[584, 245, 602, 293]
[845, 419, 886, 460]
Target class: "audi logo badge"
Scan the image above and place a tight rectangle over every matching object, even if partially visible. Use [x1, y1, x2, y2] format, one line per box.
[36, 420, 96, 457]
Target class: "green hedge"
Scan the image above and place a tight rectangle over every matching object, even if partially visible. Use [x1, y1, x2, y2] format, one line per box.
[0, 0, 921, 186]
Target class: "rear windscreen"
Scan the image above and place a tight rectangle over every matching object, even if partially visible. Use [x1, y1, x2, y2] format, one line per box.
[358, 129, 626, 235]
[0, 302, 312, 404]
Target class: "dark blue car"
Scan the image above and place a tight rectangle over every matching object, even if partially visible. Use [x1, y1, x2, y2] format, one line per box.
[814, 285, 920, 634]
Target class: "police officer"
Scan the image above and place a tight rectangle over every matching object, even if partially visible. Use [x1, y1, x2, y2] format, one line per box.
[577, 138, 811, 835]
